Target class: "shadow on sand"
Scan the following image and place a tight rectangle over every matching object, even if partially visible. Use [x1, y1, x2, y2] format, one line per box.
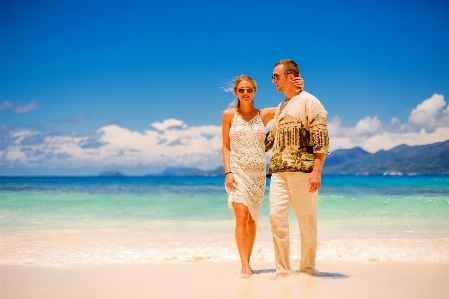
[251, 268, 277, 275]
[251, 268, 348, 279]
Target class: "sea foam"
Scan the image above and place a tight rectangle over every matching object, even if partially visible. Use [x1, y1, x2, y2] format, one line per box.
[1, 229, 448, 267]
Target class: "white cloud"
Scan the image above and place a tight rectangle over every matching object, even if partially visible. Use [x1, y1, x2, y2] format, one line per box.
[0, 121, 222, 174]
[361, 127, 449, 153]
[1, 94, 448, 174]
[327, 137, 355, 151]
[408, 94, 448, 128]
[0, 101, 13, 110]
[0, 100, 41, 114]
[355, 116, 382, 135]
[327, 116, 344, 136]
[328, 94, 449, 153]
[151, 118, 188, 131]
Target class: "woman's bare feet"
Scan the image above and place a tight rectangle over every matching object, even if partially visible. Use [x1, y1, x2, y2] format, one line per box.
[240, 265, 251, 279]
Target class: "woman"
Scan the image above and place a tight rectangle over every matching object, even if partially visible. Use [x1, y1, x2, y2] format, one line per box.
[222, 74, 303, 278]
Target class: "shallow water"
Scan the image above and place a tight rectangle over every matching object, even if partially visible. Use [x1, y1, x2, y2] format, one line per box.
[1, 175, 448, 266]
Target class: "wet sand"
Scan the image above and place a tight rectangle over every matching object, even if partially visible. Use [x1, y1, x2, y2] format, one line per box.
[1, 261, 448, 299]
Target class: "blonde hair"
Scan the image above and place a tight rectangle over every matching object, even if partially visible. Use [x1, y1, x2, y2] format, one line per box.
[231, 75, 257, 108]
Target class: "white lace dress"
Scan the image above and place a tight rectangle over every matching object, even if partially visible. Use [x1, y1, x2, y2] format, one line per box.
[226, 109, 266, 222]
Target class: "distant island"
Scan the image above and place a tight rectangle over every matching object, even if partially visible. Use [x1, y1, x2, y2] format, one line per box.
[147, 166, 225, 177]
[100, 140, 449, 177]
[150, 140, 448, 176]
[323, 140, 449, 175]
[98, 170, 124, 177]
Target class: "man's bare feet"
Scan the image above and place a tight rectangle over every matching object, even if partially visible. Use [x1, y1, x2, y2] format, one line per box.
[301, 267, 320, 276]
[270, 272, 288, 281]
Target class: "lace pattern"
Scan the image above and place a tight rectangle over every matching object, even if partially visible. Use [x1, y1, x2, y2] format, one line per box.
[226, 110, 266, 222]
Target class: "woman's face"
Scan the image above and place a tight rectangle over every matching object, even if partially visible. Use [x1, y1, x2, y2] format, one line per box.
[236, 80, 255, 105]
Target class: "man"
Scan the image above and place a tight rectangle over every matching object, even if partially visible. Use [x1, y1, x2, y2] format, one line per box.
[265, 59, 329, 277]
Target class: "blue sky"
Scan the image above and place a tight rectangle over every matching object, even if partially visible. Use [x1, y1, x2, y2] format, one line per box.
[1, 0, 448, 175]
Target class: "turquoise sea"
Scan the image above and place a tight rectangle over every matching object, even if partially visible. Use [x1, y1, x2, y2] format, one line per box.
[1, 175, 448, 267]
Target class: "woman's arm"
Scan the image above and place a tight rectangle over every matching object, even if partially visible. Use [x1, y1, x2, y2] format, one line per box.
[222, 109, 233, 174]
[222, 109, 238, 188]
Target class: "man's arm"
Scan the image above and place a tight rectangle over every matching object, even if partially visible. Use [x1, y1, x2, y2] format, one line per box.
[260, 107, 276, 126]
[307, 153, 326, 193]
[307, 99, 329, 193]
[265, 130, 275, 152]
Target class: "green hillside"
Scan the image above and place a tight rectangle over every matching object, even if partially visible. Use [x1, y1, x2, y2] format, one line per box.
[323, 140, 449, 175]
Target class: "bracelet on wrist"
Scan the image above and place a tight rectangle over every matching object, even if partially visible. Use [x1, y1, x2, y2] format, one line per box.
[225, 171, 233, 175]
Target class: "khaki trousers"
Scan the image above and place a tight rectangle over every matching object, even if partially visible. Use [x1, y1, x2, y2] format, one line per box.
[269, 172, 318, 273]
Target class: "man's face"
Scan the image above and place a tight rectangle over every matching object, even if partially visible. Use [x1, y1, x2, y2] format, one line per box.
[272, 65, 288, 92]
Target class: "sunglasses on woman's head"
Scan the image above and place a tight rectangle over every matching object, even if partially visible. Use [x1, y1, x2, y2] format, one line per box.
[237, 88, 254, 94]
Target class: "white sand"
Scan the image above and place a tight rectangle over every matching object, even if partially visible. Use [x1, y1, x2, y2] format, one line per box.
[1, 261, 448, 299]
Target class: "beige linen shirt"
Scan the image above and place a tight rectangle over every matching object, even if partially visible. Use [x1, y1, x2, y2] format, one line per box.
[265, 91, 329, 175]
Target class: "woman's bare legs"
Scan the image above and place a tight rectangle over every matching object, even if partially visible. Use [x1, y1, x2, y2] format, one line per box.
[232, 202, 257, 278]
[246, 211, 256, 265]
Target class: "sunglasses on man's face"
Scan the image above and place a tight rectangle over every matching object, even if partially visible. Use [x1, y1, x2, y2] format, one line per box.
[272, 73, 288, 80]
[237, 88, 254, 94]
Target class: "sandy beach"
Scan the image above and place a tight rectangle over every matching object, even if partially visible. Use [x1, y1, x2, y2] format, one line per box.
[1, 261, 448, 299]
[2, 177, 448, 298]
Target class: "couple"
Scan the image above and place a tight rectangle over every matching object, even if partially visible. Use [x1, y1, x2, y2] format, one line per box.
[222, 59, 329, 279]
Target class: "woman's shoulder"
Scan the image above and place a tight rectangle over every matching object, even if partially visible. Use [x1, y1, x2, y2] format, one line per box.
[222, 108, 235, 122]
[223, 108, 234, 114]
